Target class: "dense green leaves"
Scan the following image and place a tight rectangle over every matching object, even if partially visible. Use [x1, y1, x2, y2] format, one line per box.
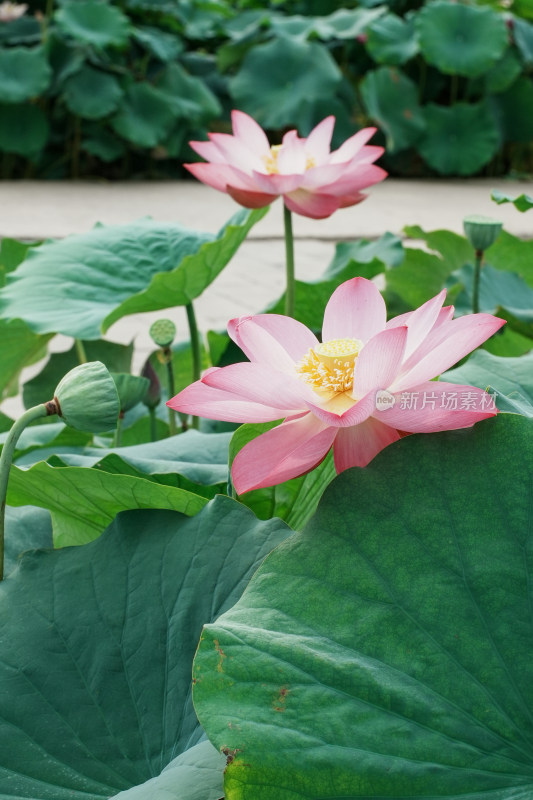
[0, 500, 290, 798]
[194, 415, 533, 800]
[419, 102, 499, 174]
[417, 0, 508, 76]
[366, 13, 419, 65]
[229, 37, 342, 129]
[492, 190, 533, 213]
[111, 82, 176, 147]
[0, 46, 51, 102]
[360, 67, 424, 152]
[55, 1, 131, 48]
[0, 209, 266, 339]
[0, 319, 51, 401]
[63, 65, 123, 119]
[0, 102, 49, 156]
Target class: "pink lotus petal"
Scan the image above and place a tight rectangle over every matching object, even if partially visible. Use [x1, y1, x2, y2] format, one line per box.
[354, 325, 408, 398]
[317, 163, 388, 196]
[250, 170, 306, 195]
[228, 314, 319, 370]
[202, 362, 314, 410]
[167, 379, 287, 423]
[208, 132, 264, 172]
[300, 162, 350, 190]
[329, 127, 378, 164]
[188, 139, 228, 164]
[333, 416, 401, 471]
[185, 162, 264, 194]
[231, 413, 336, 493]
[231, 109, 270, 154]
[226, 185, 278, 209]
[386, 290, 446, 361]
[322, 277, 387, 343]
[277, 130, 308, 174]
[391, 314, 506, 392]
[283, 189, 342, 219]
[376, 381, 498, 432]
[303, 116, 335, 164]
[304, 389, 376, 428]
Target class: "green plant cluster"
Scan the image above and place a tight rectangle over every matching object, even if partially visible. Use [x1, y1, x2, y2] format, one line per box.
[2, 0, 533, 178]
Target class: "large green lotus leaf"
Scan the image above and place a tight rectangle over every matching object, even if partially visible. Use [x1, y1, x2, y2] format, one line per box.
[441, 349, 533, 417]
[403, 225, 473, 270]
[321, 6, 385, 39]
[0, 237, 34, 281]
[417, 0, 508, 76]
[385, 246, 456, 308]
[366, 12, 419, 65]
[63, 64, 123, 119]
[492, 190, 533, 213]
[111, 82, 177, 147]
[0, 210, 266, 340]
[454, 263, 533, 324]
[0, 46, 51, 102]
[229, 37, 341, 129]
[324, 232, 404, 277]
[0, 319, 52, 401]
[6, 455, 216, 546]
[132, 24, 183, 62]
[0, 422, 91, 459]
[419, 102, 499, 175]
[490, 77, 533, 143]
[193, 414, 533, 800]
[0, 102, 49, 156]
[55, 0, 131, 48]
[4, 505, 52, 577]
[228, 422, 336, 530]
[483, 326, 533, 358]
[360, 67, 425, 152]
[486, 230, 533, 287]
[513, 16, 533, 65]
[0, 500, 290, 798]
[484, 48, 522, 94]
[23, 339, 133, 409]
[154, 63, 221, 121]
[14, 429, 230, 490]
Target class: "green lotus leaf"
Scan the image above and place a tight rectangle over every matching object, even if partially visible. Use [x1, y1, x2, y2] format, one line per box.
[229, 37, 341, 129]
[403, 224, 473, 269]
[3, 505, 52, 577]
[0, 318, 52, 401]
[154, 62, 221, 121]
[132, 24, 183, 61]
[55, 0, 131, 48]
[320, 6, 385, 39]
[489, 76, 533, 144]
[111, 81, 177, 147]
[0, 45, 51, 102]
[0, 209, 266, 340]
[63, 64, 123, 119]
[0, 102, 49, 156]
[419, 102, 499, 175]
[417, 0, 508, 76]
[0, 500, 290, 797]
[360, 67, 425, 152]
[453, 263, 533, 324]
[193, 414, 533, 800]
[81, 127, 126, 162]
[492, 190, 533, 212]
[385, 245, 456, 308]
[513, 16, 533, 65]
[441, 349, 533, 417]
[484, 48, 522, 93]
[366, 12, 419, 65]
[486, 230, 533, 287]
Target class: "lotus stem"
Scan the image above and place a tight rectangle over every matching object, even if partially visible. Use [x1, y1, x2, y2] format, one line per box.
[472, 249, 483, 315]
[0, 403, 53, 581]
[163, 347, 178, 436]
[185, 302, 201, 430]
[74, 339, 88, 364]
[113, 413, 124, 447]
[283, 204, 296, 318]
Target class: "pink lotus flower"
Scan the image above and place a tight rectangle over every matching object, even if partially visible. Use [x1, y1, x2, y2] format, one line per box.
[168, 278, 505, 493]
[185, 111, 387, 219]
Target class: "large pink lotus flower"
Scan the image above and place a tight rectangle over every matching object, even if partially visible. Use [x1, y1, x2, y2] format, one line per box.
[168, 278, 505, 494]
[185, 111, 387, 219]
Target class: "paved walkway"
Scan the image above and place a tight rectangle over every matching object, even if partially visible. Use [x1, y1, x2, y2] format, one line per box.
[1, 177, 532, 416]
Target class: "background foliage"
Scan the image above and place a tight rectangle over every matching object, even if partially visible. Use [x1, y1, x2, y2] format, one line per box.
[1, 0, 533, 178]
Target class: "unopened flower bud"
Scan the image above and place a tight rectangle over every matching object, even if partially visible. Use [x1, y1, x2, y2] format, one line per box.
[112, 373, 151, 414]
[54, 361, 120, 432]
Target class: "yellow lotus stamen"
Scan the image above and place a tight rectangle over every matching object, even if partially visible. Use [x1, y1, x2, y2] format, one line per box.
[263, 145, 316, 174]
[295, 337, 363, 394]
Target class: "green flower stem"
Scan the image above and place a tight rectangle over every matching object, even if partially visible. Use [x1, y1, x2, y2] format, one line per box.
[472, 249, 483, 315]
[185, 302, 201, 431]
[163, 347, 178, 437]
[149, 407, 158, 442]
[283, 204, 296, 318]
[74, 339, 88, 364]
[113, 413, 124, 447]
[0, 403, 52, 581]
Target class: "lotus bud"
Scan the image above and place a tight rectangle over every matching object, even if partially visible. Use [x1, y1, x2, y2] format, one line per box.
[463, 215, 503, 253]
[141, 359, 161, 409]
[111, 373, 151, 414]
[149, 319, 176, 348]
[54, 361, 120, 433]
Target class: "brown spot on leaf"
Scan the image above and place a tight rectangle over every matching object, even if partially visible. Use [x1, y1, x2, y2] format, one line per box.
[214, 639, 227, 672]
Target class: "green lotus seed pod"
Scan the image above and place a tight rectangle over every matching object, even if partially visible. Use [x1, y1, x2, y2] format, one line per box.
[463, 215, 503, 252]
[112, 373, 151, 413]
[149, 319, 176, 348]
[54, 361, 120, 433]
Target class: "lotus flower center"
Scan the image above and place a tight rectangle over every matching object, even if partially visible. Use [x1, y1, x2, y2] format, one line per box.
[263, 144, 316, 174]
[296, 338, 363, 394]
